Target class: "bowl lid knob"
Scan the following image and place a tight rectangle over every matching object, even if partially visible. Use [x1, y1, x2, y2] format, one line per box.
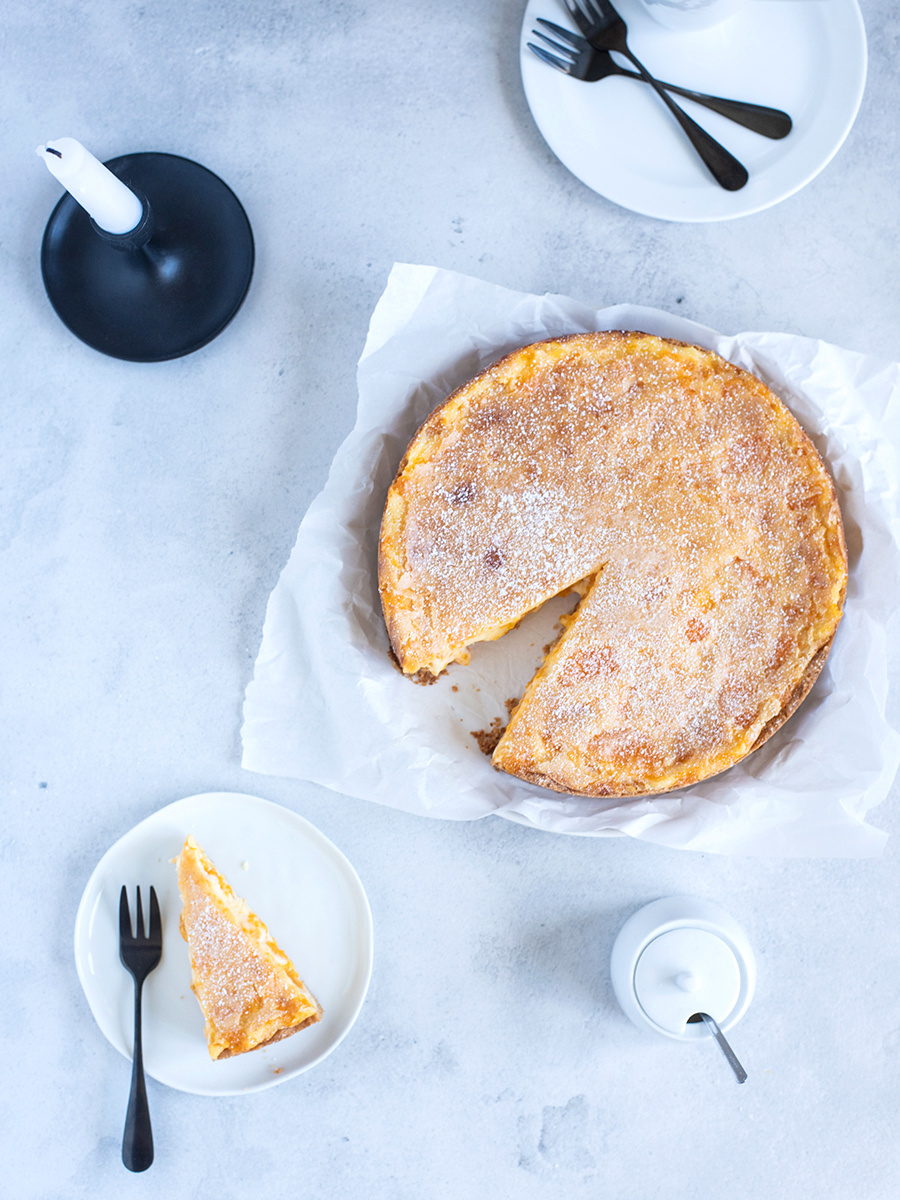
[634, 928, 741, 1034]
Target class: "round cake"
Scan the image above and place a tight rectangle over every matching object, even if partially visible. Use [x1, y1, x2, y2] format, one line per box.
[378, 331, 847, 798]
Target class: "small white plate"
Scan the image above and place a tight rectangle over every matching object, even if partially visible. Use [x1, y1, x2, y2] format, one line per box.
[520, 0, 867, 221]
[74, 792, 373, 1095]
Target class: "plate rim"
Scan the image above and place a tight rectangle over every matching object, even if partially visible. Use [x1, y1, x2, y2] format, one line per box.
[73, 790, 374, 1096]
[520, 0, 868, 222]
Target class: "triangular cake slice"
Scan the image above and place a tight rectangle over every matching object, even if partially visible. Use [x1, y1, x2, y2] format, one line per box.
[176, 836, 322, 1060]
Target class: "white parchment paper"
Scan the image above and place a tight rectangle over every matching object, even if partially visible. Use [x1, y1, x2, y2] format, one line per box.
[242, 264, 900, 856]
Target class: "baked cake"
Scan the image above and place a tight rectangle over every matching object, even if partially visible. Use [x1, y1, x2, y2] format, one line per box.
[175, 836, 322, 1059]
[378, 331, 846, 797]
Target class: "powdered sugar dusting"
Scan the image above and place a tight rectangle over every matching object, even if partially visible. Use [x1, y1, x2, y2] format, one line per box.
[386, 332, 845, 792]
[183, 887, 280, 1024]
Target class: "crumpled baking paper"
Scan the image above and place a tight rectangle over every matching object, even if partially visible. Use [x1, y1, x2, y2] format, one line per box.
[242, 264, 900, 856]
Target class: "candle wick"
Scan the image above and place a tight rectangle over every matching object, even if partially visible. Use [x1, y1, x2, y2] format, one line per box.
[45, 146, 63, 158]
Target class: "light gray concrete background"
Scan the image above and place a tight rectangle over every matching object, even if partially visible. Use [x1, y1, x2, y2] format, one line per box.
[2, 1, 899, 1197]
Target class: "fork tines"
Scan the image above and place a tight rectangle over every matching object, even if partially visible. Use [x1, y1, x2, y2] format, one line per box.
[527, 41, 573, 73]
[535, 18, 582, 49]
[566, 0, 615, 24]
[119, 885, 161, 943]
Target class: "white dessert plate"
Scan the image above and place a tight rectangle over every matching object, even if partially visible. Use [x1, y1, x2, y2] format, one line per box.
[520, 0, 867, 221]
[74, 792, 373, 1095]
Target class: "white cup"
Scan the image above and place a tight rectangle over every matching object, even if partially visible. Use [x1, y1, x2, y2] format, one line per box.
[637, 0, 748, 32]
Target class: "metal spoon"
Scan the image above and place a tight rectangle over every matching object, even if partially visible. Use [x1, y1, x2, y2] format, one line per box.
[698, 1012, 748, 1084]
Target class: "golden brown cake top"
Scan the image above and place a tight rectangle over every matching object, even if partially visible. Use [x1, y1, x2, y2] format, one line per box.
[176, 836, 322, 1060]
[379, 331, 846, 796]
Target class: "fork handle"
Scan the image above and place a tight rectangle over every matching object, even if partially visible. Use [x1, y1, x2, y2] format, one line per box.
[122, 982, 154, 1172]
[650, 80, 791, 140]
[623, 48, 748, 191]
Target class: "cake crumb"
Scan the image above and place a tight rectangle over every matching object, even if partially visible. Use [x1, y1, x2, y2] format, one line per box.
[452, 685, 458, 692]
[471, 717, 506, 755]
[389, 648, 444, 685]
[505, 697, 519, 716]
[412, 666, 444, 685]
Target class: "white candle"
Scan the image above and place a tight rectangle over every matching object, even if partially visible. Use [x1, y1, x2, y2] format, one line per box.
[36, 137, 143, 235]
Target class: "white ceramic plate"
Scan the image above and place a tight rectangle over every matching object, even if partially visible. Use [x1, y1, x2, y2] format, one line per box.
[520, 0, 867, 221]
[74, 792, 373, 1095]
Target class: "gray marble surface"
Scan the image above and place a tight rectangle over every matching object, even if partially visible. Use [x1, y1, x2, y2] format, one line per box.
[2, 1, 899, 1196]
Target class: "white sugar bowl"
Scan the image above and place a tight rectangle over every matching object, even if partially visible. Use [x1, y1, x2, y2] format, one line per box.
[610, 896, 756, 1041]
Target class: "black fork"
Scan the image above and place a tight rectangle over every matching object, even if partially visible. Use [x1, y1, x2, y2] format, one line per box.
[532, 19, 791, 139]
[118, 885, 162, 1172]
[562, 0, 749, 191]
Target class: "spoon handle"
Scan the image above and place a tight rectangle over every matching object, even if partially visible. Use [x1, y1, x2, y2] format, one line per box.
[699, 1012, 748, 1084]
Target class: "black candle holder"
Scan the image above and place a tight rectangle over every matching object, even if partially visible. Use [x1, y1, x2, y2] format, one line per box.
[40, 152, 254, 362]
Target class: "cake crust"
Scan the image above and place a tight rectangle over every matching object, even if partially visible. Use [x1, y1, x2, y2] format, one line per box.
[378, 332, 847, 798]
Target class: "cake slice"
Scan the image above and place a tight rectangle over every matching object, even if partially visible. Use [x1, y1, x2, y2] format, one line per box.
[175, 836, 322, 1060]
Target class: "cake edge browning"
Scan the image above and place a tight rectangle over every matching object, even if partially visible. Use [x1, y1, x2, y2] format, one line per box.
[214, 1013, 322, 1060]
[747, 637, 833, 755]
